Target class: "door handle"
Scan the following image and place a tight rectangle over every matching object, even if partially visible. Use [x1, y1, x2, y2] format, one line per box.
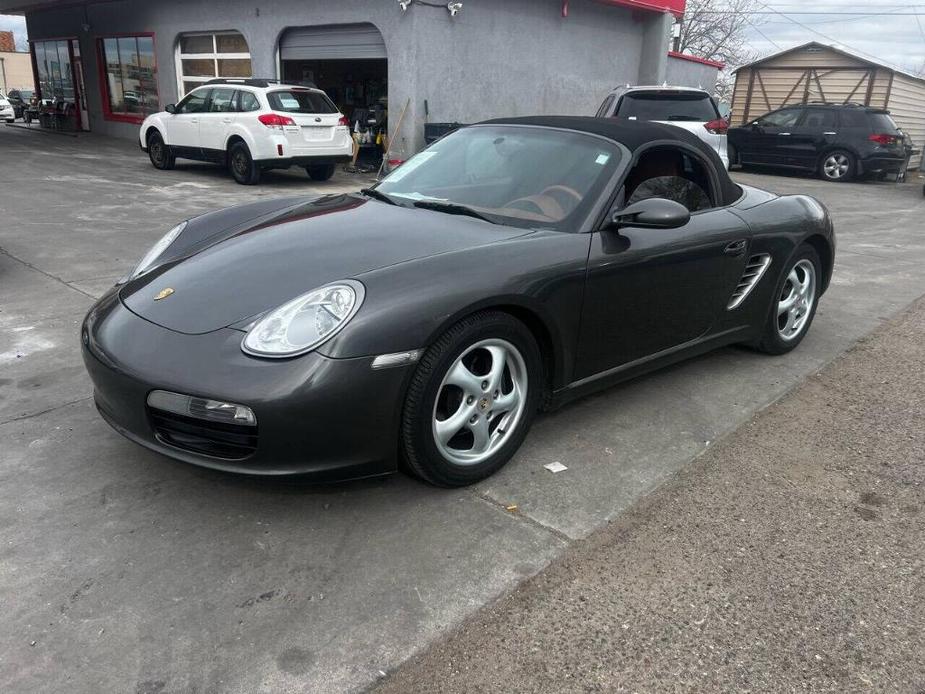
[724, 240, 747, 255]
[190, 117, 198, 123]
[222, 118, 232, 123]
[778, 132, 791, 136]
[823, 131, 837, 136]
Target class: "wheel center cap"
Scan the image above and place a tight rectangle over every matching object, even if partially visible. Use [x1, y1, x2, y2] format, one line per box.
[479, 397, 491, 411]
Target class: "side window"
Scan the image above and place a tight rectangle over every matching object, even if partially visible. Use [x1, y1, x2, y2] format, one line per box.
[238, 91, 260, 112]
[838, 109, 868, 128]
[800, 109, 835, 129]
[759, 108, 803, 128]
[208, 87, 236, 112]
[176, 89, 209, 114]
[596, 94, 615, 118]
[623, 147, 715, 213]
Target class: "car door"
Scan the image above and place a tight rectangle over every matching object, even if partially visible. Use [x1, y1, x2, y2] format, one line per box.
[575, 210, 750, 379]
[198, 87, 237, 157]
[785, 108, 837, 169]
[736, 107, 804, 164]
[574, 149, 750, 379]
[166, 88, 210, 154]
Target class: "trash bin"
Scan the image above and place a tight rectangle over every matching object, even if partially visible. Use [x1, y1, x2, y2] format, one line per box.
[424, 122, 464, 146]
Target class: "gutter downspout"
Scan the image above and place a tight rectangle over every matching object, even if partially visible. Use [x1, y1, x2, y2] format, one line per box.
[0, 57, 7, 94]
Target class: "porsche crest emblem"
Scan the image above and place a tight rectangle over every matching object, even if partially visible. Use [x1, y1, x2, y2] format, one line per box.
[154, 287, 175, 301]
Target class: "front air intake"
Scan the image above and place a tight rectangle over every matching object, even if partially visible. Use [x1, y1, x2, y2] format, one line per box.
[727, 254, 772, 310]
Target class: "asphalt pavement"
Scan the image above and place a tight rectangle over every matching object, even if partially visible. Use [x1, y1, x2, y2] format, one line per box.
[374, 295, 925, 693]
[1, 123, 924, 693]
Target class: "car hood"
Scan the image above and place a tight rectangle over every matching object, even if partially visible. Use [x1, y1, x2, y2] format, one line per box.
[121, 194, 528, 335]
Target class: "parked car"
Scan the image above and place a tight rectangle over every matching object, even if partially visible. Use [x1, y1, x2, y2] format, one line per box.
[5, 88, 35, 119]
[728, 103, 911, 182]
[595, 86, 729, 169]
[139, 78, 353, 185]
[0, 92, 14, 123]
[83, 117, 835, 487]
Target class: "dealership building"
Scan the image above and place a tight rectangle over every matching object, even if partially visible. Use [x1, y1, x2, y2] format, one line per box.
[0, 0, 719, 151]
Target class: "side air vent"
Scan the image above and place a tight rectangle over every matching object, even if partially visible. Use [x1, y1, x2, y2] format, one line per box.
[727, 254, 772, 310]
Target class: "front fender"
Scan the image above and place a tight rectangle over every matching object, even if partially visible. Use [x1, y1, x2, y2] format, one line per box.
[318, 230, 593, 389]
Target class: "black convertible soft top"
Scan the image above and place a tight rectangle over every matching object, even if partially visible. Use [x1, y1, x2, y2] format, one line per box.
[480, 116, 741, 207]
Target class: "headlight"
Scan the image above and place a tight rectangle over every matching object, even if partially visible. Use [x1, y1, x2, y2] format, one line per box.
[241, 280, 365, 358]
[128, 221, 188, 280]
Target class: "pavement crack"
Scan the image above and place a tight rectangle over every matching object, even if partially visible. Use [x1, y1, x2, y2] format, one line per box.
[0, 396, 93, 427]
[0, 246, 97, 300]
[471, 491, 572, 544]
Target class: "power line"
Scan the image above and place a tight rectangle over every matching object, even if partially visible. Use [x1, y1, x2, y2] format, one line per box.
[751, 0, 898, 64]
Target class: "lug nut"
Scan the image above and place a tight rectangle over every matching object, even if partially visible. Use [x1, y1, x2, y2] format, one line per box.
[469, 415, 478, 424]
[493, 390, 499, 398]
[481, 380, 489, 390]
[466, 396, 474, 405]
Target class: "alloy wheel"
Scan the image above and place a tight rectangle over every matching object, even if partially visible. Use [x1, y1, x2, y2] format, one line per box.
[432, 339, 528, 466]
[823, 153, 850, 180]
[777, 259, 816, 341]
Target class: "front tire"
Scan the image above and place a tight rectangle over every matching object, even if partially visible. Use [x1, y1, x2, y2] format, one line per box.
[306, 163, 336, 181]
[401, 311, 543, 487]
[820, 150, 855, 182]
[229, 142, 261, 185]
[147, 131, 175, 170]
[754, 244, 821, 355]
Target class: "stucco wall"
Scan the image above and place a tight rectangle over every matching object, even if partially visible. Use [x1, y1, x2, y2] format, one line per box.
[0, 50, 33, 92]
[25, 0, 668, 150]
[665, 56, 719, 91]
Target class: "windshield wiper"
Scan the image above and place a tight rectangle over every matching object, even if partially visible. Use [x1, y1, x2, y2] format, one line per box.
[360, 188, 399, 206]
[412, 200, 496, 223]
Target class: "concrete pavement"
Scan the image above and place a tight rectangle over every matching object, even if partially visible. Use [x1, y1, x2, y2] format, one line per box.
[374, 295, 925, 694]
[1, 124, 924, 693]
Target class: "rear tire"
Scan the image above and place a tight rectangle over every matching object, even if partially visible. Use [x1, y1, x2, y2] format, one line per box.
[401, 311, 543, 487]
[305, 163, 336, 181]
[229, 142, 261, 185]
[819, 149, 855, 182]
[754, 244, 821, 355]
[147, 131, 175, 170]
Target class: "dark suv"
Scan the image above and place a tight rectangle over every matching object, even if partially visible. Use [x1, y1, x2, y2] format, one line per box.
[5, 88, 34, 120]
[728, 104, 912, 182]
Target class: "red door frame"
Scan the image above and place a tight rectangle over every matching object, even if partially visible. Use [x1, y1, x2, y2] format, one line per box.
[96, 32, 158, 125]
[29, 35, 84, 130]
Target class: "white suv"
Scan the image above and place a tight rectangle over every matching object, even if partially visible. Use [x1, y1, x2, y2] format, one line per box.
[0, 92, 14, 123]
[595, 86, 729, 169]
[139, 79, 353, 185]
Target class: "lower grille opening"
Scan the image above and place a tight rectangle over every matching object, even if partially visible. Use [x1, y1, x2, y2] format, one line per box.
[147, 408, 258, 460]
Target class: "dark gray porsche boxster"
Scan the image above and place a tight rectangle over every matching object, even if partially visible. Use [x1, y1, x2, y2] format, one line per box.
[82, 117, 835, 487]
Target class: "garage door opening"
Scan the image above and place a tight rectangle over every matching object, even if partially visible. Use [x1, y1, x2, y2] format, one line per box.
[279, 23, 388, 170]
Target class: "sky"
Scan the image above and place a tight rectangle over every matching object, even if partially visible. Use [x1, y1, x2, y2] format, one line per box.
[741, 1, 925, 74]
[1, 2, 924, 73]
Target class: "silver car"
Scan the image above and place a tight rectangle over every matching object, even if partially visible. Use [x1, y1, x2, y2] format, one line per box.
[595, 86, 728, 169]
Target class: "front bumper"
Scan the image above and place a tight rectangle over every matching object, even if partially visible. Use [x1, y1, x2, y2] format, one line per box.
[0, 106, 13, 120]
[81, 290, 412, 479]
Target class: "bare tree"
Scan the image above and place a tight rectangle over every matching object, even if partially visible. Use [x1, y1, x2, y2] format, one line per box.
[678, 0, 763, 68]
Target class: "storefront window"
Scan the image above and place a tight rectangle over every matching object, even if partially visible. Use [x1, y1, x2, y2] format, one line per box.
[32, 39, 74, 101]
[177, 31, 251, 96]
[99, 35, 159, 120]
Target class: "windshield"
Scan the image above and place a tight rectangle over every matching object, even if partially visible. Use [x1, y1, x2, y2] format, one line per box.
[375, 125, 622, 230]
[617, 92, 719, 122]
[267, 90, 337, 114]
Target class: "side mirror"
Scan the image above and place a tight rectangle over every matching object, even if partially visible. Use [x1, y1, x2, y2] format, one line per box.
[165, 103, 177, 114]
[610, 198, 691, 230]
